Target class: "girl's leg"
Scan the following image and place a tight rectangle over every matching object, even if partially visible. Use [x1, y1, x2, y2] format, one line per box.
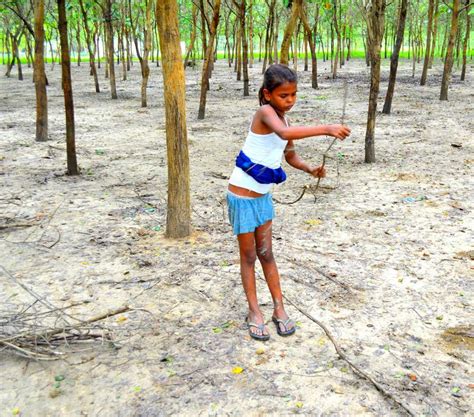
[255, 220, 295, 333]
[237, 232, 269, 338]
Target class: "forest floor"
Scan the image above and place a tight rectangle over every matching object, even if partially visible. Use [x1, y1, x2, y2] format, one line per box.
[0, 58, 473, 417]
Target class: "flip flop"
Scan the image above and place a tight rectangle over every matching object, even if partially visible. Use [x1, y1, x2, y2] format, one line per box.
[245, 317, 270, 341]
[272, 316, 296, 337]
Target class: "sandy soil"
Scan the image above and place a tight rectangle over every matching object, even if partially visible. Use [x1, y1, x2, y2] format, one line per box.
[0, 57, 473, 417]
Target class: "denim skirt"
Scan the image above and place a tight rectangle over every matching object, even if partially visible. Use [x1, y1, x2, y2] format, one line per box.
[226, 191, 275, 235]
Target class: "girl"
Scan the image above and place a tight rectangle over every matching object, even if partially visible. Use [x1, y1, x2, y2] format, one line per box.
[227, 64, 351, 341]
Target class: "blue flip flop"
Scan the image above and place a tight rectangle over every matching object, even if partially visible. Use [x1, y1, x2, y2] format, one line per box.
[245, 317, 270, 341]
[272, 316, 296, 337]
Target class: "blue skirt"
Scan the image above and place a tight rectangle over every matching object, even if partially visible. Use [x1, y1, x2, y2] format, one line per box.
[226, 191, 275, 235]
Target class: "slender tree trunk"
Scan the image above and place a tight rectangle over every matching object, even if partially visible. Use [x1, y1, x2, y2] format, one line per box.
[460, 0, 470, 80]
[184, 3, 198, 68]
[13, 33, 23, 80]
[236, 0, 250, 96]
[429, 0, 439, 68]
[383, 0, 408, 114]
[440, 0, 460, 100]
[58, 0, 79, 175]
[280, 0, 302, 65]
[273, 13, 279, 63]
[249, 0, 254, 68]
[198, 0, 222, 119]
[332, 0, 341, 79]
[141, 0, 152, 107]
[156, 0, 192, 238]
[300, 5, 318, 88]
[420, 0, 435, 84]
[365, 0, 386, 163]
[34, 0, 48, 142]
[199, 0, 208, 57]
[79, 0, 100, 92]
[105, 0, 117, 99]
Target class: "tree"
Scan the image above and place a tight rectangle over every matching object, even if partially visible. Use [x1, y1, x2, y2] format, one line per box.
[34, 0, 48, 142]
[280, 0, 302, 65]
[58, 0, 79, 175]
[197, 0, 222, 119]
[420, 0, 435, 85]
[156, 0, 192, 238]
[78, 0, 101, 92]
[382, 0, 408, 114]
[362, 0, 386, 163]
[440, 0, 460, 100]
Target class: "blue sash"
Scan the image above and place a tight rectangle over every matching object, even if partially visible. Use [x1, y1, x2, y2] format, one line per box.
[235, 151, 286, 184]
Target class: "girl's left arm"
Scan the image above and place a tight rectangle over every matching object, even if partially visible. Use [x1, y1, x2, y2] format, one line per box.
[284, 141, 326, 178]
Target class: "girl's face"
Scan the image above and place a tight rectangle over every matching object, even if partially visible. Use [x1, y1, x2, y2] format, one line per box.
[263, 81, 297, 115]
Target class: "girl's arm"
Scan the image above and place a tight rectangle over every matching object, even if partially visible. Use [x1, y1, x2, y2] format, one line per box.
[284, 141, 326, 178]
[256, 105, 351, 141]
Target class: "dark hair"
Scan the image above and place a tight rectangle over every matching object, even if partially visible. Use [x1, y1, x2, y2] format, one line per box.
[258, 64, 297, 106]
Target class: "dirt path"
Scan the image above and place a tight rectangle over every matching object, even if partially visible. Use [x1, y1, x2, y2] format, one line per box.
[0, 58, 472, 416]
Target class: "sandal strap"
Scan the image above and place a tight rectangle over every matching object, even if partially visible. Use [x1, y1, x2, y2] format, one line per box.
[272, 317, 294, 330]
[247, 321, 266, 330]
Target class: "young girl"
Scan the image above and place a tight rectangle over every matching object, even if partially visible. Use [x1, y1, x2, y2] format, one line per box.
[227, 64, 351, 341]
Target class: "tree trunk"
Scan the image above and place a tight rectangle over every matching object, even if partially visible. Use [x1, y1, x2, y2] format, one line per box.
[365, 0, 386, 163]
[332, 0, 341, 79]
[58, 0, 79, 175]
[184, 3, 198, 68]
[429, 0, 439, 68]
[79, 0, 100, 92]
[420, 0, 435, 85]
[280, 0, 302, 65]
[34, 0, 48, 142]
[460, 0, 470, 80]
[249, 0, 254, 68]
[156, 0, 192, 238]
[236, 0, 250, 96]
[141, 0, 152, 107]
[382, 0, 408, 114]
[105, 0, 117, 99]
[300, 5, 318, 88]
[198, 0, 222, 119]
[440, 0, 460, 100]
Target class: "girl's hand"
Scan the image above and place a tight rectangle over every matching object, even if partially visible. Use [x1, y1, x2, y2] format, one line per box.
[309, 165, 326, 178]
[327, 124, 351, 140]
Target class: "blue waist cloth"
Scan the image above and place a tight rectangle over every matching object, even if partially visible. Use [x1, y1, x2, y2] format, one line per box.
[235, 151, 286, 184]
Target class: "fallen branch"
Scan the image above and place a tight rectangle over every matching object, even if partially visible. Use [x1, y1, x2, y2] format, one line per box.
[284, 296, 417, 417]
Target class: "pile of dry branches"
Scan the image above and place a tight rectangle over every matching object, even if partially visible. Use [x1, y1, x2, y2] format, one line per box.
[1, 266, 132, 361]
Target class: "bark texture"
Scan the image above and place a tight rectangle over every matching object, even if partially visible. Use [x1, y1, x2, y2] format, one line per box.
[156, 0, 192, 238]
[365, 0, 386, 163]
[34, 0, 48, 142]
[440, 0, 460, 100]
[382, 0, 408, 114]
[58, 0, 79, 175]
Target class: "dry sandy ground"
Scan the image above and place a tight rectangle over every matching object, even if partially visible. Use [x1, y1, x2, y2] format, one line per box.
[0, 57, 473, 417]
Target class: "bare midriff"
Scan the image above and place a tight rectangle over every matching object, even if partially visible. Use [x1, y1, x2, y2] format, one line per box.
[228, 184, 265, 198]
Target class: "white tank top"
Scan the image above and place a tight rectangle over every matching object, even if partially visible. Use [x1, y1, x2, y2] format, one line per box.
[229, 120, 288, 194]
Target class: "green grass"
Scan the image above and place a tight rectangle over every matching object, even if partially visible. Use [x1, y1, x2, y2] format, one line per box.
[2, 48, 473, 66]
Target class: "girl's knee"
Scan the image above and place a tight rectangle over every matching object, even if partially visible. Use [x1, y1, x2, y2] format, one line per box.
[257, 245, 274, 264]
[241, 249, 257, 265]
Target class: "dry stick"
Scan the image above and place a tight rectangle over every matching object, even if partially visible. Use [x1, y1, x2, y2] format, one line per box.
[0, 223, 37, 230]
[0, 305, 130, 346]
[284, 296, 417, 417]
[275, 80, 348, 205]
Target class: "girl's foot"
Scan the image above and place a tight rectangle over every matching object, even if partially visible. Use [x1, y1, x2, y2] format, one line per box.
[272, 307, 295, 336]
[246, 310, 269, 340]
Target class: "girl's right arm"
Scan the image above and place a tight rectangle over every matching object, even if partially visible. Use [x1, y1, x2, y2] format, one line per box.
[257, 105, 351, 141]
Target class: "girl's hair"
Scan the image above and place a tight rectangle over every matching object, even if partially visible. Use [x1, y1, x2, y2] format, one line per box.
[258, 64, 297, 106]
